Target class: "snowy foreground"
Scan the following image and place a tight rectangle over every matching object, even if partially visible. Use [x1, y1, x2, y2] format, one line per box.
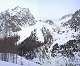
[1, 57, 80, 66]
[0, 60, 21, 66]
[1, 53, 80, 66]
[0, 58, 38, 66]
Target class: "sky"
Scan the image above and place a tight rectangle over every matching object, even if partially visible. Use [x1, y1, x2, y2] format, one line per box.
[0, 0, 79, 20]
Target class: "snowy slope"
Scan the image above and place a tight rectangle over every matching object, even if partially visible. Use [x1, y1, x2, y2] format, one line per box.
[0, 60, 39, 66]
[0, 60, 21, 66]
[0, 53, 39, 66]
[59, 13, 72, 25]
[51, 12, 79, 45]
[17, 12, 77, 46]
[17, 20, 59, 45]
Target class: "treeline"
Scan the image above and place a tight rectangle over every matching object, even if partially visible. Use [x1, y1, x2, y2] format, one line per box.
[0, 36, 18, 53]
[0, 34, 49, 61]
[0, 36, 18, 63]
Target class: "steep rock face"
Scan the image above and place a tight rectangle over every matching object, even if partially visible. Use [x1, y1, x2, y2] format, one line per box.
[0, 6, 36, 38]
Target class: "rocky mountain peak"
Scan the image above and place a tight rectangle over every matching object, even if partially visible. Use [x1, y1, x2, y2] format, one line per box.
[0, 6, 36, 38]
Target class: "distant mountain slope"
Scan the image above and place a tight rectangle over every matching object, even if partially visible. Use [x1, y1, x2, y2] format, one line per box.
[62, 9, 80, 32]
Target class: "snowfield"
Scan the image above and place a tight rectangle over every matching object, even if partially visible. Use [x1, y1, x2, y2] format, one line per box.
[0, 60, 21, 66]
[17, 20, 58, 45]
[1, 54, 80, 66]
[0, 60, 39, 66]
[0, 55, 39, 66]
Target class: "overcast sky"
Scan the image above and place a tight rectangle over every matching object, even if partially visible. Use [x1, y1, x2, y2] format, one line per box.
[0, 0, 79, 20]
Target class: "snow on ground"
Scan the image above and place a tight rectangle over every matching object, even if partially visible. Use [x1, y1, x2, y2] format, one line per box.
[15, 16, 80, 66]
[52, 14, 78, 45]
[0, 60, 21, 66]
[58, 14, 72, 25]
[17, 55, 39, 66]
[1, 52, 80, 66]
[0, 60, 39, 66]
[17, 21, 58, 45]
[49, 24, 79, 51]
[0, 54, 39, 66]
[53, 28, 76, 45]
[17, 17, 78, 46]
[37, 52, 80, 66]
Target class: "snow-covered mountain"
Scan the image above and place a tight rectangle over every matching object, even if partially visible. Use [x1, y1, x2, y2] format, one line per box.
[0, 6, 36, 38]
[0, 6, 80, 66]
[17, 20, 59, 45]
[0, 6, 61, 65]
[16, 11, 80, 65]
[58, 13, 72, 26]
[16, 19, 60, 62]
[0, 6, 60, 46]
